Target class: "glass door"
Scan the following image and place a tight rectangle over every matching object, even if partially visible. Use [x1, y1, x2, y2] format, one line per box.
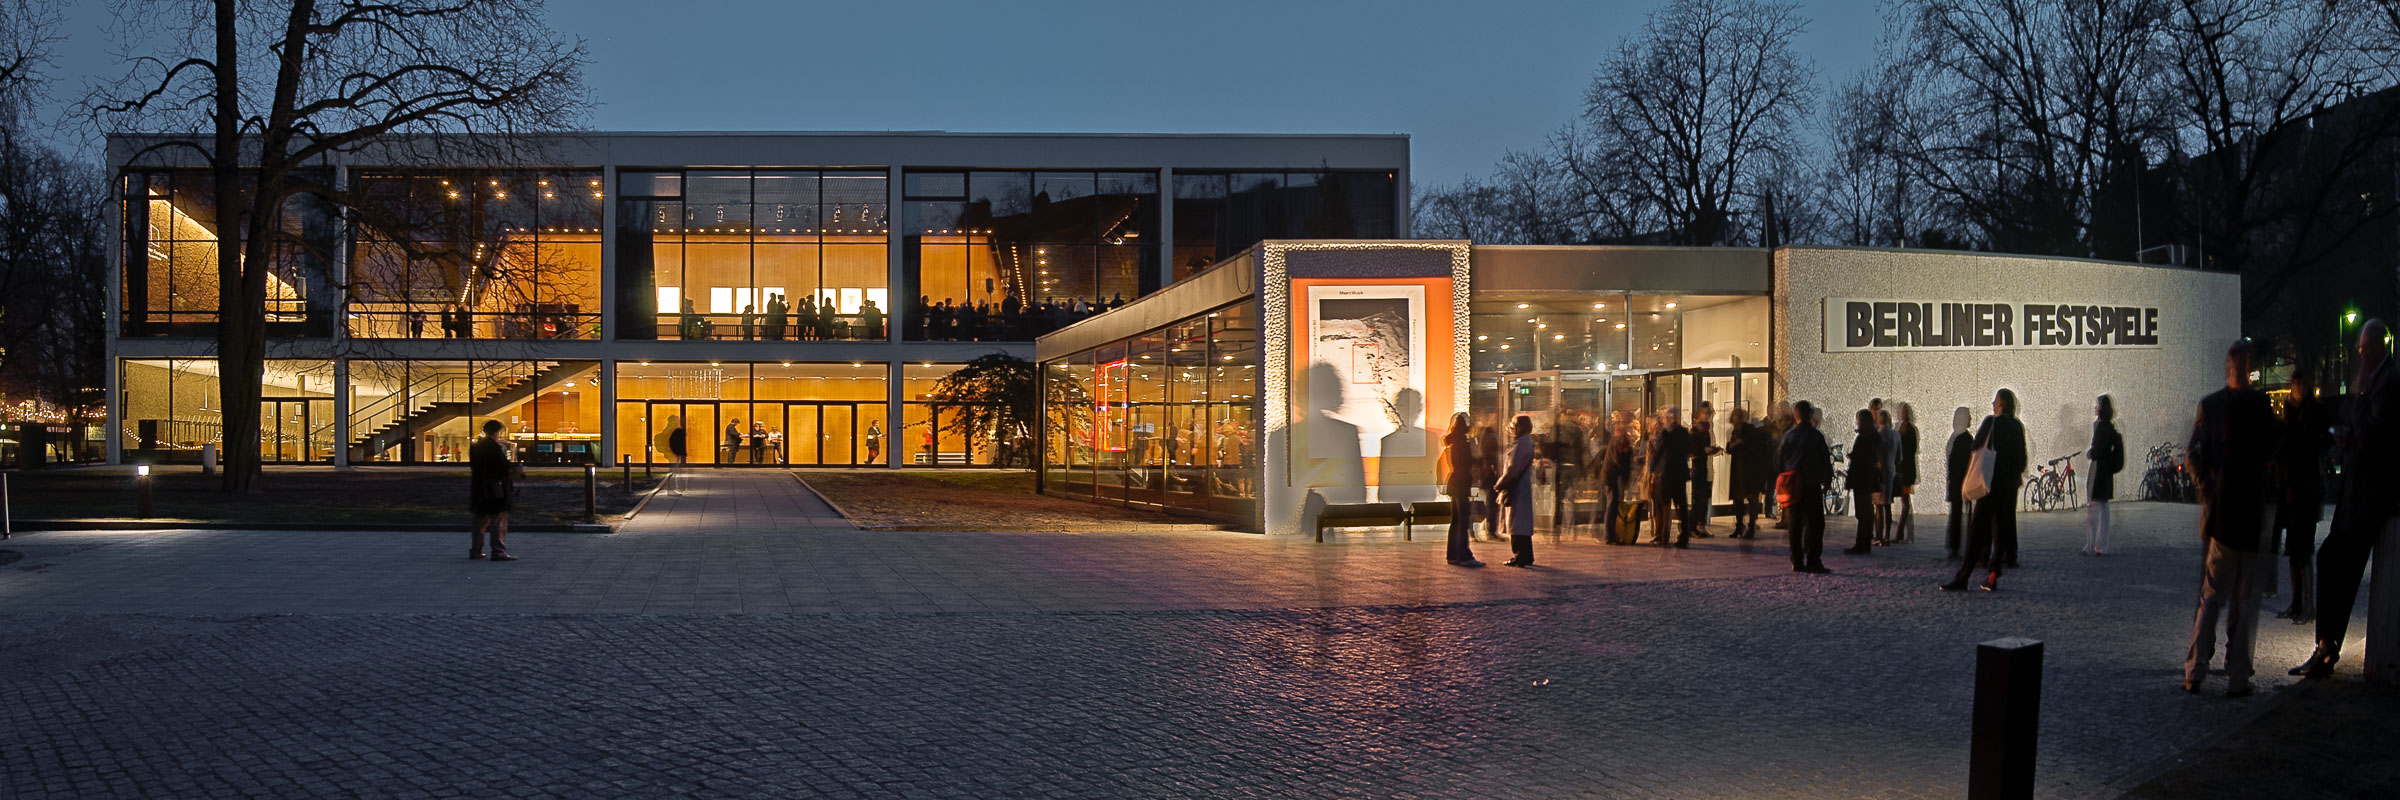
[822, 404, 857, 466]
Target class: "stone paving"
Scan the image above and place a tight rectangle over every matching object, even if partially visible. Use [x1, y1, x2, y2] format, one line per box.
[0, 470, 2365, 798]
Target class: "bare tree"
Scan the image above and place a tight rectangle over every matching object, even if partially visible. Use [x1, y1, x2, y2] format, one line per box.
[2155, 0, 2400, 326]
[1582, 0, 1817, 246]
[93, 0, 587, 491]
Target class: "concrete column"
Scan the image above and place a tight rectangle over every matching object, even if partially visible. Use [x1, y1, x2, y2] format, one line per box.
[886, 165, 903, 345]
[332, 359, 351, 467]
[887, 360, 904, 468]
[598, 359, 618, 466]
[2367, 521, 2400, 685]
[1156, 167, 1175, 290]
[330, 163, 352, 468]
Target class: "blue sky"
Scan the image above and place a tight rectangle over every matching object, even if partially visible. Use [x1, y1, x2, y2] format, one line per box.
[38, 0, 1888, 184]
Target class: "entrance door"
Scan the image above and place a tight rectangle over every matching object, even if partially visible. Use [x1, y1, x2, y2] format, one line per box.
[260, 398, 332, 463]
[821, 404, 856, 466]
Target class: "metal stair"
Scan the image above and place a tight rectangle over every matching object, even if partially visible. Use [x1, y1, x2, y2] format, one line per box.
[348, 361, 584, 460]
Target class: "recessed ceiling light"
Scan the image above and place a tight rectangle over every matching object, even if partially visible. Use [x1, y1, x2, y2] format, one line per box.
[1516, 303, 1530, 309]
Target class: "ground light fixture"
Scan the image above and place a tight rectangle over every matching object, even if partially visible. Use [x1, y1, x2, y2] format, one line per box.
[135, 465, 154, 518]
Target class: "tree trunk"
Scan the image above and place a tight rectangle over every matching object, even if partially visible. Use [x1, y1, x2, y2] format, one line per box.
[210, 0, 260, 493]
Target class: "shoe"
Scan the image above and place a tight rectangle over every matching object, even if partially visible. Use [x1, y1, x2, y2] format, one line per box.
[1938, 582, 1968, 591]
[2180, 679, 2200, 694]
[1503, 558, 1528, 568]
[1843, 547, 1872, 555]
[1454, 559, 1485, 568]
[469, 551, 485, 560]
[490, 552, 518, 562]
[2227, 685, 2254, 699]
[1981, 575, 1999, 592]
[1792, 566, 1810, 573]
[1673, 540, 1690, 549]
[2291, 647, 2338, 678]
[1804, 565, 1832, 575]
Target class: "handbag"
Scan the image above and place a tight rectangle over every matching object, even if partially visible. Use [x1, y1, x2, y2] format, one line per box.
[1962, 444, 1996, 501]
[1775, 471, 1795, 507]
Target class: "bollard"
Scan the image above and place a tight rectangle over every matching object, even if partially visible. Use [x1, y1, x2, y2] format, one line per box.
[136, 464, 155, 519]
[644, 447, 654, 478]
[621, 454, 632, 493]
[1970, 637, 2042, 800]
[584, 463, 598, 520]
[2366, 520, 2400, 686]
[3, 471, 11, 539]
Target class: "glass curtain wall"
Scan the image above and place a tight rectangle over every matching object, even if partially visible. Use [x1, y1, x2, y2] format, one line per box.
[900, 364, 1012, 467]
[120, 358, 337, 463]
[1169, 170, 1398, 280]
[1470, 295, 1769, 375]
[120, 170, 338, 337]
[614, 362, 889, 466]
[902, 170, 1157, 341]
[347, 170, 603, 339]
[348, 360, 582, 463]
[613, 170, 890, 341]
[1041, 301, 1258, 518]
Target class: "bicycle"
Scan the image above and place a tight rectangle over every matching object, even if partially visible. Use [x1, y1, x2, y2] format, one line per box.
[1823, 444, 1850, 517]
[2024, 450, 2082, 511]
[2138, 442, 2195, 503]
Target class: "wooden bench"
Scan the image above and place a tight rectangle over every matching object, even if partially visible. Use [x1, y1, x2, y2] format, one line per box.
[1314, 499, 1457, 542]
[911, 451, 971, 465]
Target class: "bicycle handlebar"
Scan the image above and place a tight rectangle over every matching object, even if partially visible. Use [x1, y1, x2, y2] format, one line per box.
[2047, 450, 2083, 465]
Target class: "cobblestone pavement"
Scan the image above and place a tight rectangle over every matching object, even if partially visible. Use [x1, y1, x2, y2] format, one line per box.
[0, 477, 2363, 798]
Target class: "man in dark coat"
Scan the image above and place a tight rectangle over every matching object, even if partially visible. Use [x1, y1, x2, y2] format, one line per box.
[1649, 407, 1695, 548]
[2184, 339, 2281, 696]
[2295, 320, 2400, 679]
[1779, 401, 1833, 574]
[2273, 367, 2332, 621]
[1844, 408, 1885, 555]
[1689, 402, 1722, 537]
[1945, 407, 1977, 560]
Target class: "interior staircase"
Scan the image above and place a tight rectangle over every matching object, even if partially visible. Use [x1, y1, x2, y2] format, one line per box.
[348, 361, 584, 461]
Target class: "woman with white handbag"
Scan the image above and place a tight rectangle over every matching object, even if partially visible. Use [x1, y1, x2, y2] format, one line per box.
[1943, 388, 2029, 591]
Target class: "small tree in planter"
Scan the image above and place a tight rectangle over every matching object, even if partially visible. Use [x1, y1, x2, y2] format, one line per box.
[928, 353, 1038, 467]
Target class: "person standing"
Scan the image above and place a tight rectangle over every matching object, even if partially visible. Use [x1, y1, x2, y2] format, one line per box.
[765, 293, 788, 341]
[865, 421, 884, 465]
[1945, 406, 1977, 561]
[2184, 339, 2281, 697]
[1599, 411, 1637, 545]
[1943, 389, 2028, 591]
[1876, 408, 1901, 544]
[1551, 411, 1587, 529]
[1495, 415, 1539, 567]
[1780, 401, 1833, 573]
[1845, 409, 1885, 555]
[1649, 407, 1695, 548]
[1723, 406, 1766, 538]
[2086, 395, 2126, 555]
[722, 418, 741, 464]
[1767, 400, 1796, 530]
[1894, 403, 1921, 543]
[666, 415, 688, 495]
[2274, 367, 2331, 622]
[1477, 420, 1506, 541]
[2295, 319, 2400, 679]
[468, 419, 519, 562]
[749, 420, 768, 464]
[1441, 412, 1484, 567]
[1690, 402, 1721, 537]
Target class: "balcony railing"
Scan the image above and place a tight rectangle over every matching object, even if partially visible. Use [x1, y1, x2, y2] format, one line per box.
[348, 309, 600, 340]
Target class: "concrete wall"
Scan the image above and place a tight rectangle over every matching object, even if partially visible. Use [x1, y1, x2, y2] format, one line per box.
[1775, 246, 2242, 514]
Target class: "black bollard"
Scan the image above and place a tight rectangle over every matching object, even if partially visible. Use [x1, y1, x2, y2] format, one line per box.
[1970, 637, 2043, 800]
[584, 463, 598, 520]
[136, 464, 155, 519]
[621, 454, 631, 493]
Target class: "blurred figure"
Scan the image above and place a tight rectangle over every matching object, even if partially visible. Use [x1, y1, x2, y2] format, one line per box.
[1945, 406, 1976, 560]
[2085, 395, 2125, 555]
[1690, 402, 1721, 537]
[1723, 406, 1769, 538]
[1495, 415, 1540, 567]
[1943, 389, 2028, 591]
[1440, 411, 1484, 568]
[2274, 367, 2331, 622]
[1648, 406, 1695, 548]
[2296, 319, 2400, 679]
[1599, 411, 1638, 545]
[1476, 417, 1505, 541]
[2183, 340, 2279, 697]
[1767, 400, 1796, 529]
[1780, 401, 1833, 574]
[467, 419, 518, 562]
[1844, 408, 1885, 556]
[1894, 403, 1921, 543]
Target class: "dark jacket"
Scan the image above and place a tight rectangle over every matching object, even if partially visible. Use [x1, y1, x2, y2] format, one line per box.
[2088, 419, 2125, 501]
[2275, 395, 2331, 515]
[469, 437, 514, 515]
[1945, 431, 1976, 502]
[2189, 386, 2280, 551]
[1725, 421, 1773, 496]
[1441, 429, 1476, 494]
[1689, 420, 1715, 480]
[1600, 435, 1635, 490]
[1975, 415, 2029, 492]
[2344, 359, 2400, 491]
[1778, 423, 1833, 494]
[1650, 424, 1694, 486]
[1847, 429, 1884, 494]
[1895, 426, 1921, 486]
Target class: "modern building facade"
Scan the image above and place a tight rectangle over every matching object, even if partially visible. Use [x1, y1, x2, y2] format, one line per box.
[108, 132, 1409, 469]
[1035, 241, 2240, 535]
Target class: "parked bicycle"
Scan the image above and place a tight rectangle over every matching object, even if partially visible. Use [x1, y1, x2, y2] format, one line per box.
[2138, 442, 2195, 503]
[2024, 450, 2082, 511]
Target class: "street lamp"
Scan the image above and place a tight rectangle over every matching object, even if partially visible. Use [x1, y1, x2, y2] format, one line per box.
[2340, 309, 2362, 393]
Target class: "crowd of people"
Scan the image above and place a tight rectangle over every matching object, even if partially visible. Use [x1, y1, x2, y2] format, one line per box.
[674, 294, 886, 341]
[908, 292, 1129, 342]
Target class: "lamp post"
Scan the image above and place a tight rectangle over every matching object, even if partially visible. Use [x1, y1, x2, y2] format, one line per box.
[135, 464, 154, 519]
[2341, 309, 2361, 394]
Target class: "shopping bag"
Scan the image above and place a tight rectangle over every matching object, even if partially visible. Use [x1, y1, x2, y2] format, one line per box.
[1775, 471, 1795, 507]
[1962, 444, 1996, 501]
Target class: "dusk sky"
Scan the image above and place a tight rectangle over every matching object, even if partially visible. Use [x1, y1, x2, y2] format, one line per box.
[37, 0, 1887, 186]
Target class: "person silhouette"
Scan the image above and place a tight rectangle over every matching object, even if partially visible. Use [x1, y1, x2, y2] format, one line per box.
[1300, 362, 1366, 530]
[1377, 387, 1431, 502]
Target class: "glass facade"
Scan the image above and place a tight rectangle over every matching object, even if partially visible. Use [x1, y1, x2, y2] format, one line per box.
[1171, 170, 1398, 280]
[1041, 301, 1258, 516]
[613, 362, 889, 465]
[903, 170, 1157, 340]
[120, 359, 338, 463]
[615, 169, 891, 341]
[347, 360, 602, 464]
[1470, 295, 1770, 374]
[348, 170, 604, 339]
[120, 170, 339, 336]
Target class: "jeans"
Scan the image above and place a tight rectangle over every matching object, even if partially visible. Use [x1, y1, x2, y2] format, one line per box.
[2186, 536, 2273, 689]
